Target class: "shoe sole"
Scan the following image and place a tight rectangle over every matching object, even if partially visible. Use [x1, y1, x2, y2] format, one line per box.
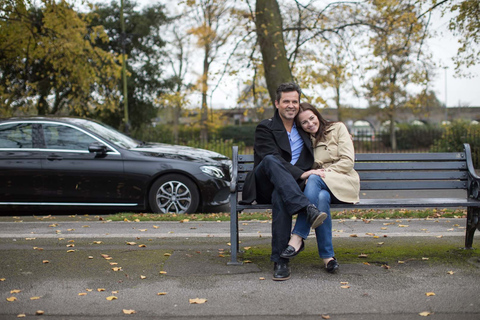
[311, 212, 328, 229]
[272, 275, 291, 281]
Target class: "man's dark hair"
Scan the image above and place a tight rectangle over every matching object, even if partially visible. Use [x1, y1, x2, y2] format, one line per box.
[275, 82, 301, 102]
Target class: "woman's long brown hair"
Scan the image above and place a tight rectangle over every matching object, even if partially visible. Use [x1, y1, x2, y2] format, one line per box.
[296, 102, 336, 146]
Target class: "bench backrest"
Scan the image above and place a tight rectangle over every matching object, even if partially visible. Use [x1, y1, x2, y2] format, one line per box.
[232, 147, 472, 193]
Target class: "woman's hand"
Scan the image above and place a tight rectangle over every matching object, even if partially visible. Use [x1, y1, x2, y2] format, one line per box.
[301, 169, 326, 180]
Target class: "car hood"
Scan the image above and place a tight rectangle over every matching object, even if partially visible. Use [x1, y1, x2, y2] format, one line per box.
[133, 143, 230, 164]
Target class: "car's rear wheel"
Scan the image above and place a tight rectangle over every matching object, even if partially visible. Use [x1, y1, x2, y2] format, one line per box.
[149, 174, 200, 214]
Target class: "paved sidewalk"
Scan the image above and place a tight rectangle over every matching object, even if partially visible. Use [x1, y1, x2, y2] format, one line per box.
[0, 217, 479, 320]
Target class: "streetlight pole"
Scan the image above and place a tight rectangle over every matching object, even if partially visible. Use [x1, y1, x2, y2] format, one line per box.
[444, 66, 448, 123]
[120, 0, 130, 134]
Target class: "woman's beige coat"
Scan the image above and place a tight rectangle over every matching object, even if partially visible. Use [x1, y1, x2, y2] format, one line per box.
[311, 122, 360, 204]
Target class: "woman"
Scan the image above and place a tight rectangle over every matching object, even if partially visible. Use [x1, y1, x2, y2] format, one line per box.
[280, 102, 360, 273]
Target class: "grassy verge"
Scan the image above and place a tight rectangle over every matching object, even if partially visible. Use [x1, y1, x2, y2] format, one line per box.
[106, 208, 467, 222]
[242, 237, 478, 269]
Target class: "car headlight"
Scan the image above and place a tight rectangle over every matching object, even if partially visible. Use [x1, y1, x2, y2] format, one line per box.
[200, 165, 225, 179]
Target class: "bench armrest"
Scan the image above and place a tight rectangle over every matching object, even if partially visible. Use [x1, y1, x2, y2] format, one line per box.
[230, 146, 238, 193]
[464, 143, 480, 199]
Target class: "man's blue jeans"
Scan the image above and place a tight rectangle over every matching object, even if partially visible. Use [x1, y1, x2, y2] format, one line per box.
[292, 174, 335, 258]
[254, 155, 311, 263]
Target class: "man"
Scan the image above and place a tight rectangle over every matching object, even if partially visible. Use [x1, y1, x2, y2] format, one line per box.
[242, 82, 327, 281]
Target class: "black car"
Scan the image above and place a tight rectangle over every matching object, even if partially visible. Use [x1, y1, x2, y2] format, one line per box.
[0, 117, 231, 214]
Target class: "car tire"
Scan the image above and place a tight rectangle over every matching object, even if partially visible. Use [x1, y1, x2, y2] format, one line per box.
[149, 174, 200, 214]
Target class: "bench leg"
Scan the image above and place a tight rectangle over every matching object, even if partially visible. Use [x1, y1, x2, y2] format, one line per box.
[228, 196, 243, 266]
[465, 207, 479, 249]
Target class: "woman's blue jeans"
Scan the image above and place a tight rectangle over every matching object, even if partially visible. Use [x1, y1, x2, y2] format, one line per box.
[292, 174, 335, 258]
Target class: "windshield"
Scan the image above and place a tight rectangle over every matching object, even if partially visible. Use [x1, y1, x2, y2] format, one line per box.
[71, 119, 139, 149]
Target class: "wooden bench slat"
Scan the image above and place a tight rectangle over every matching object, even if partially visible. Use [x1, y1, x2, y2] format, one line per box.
[354, 162, 467, 170]
[358, 171, 468, 180]
[236, 197, 480, 210]
[355, 152, 465, 161]
[360, 180, 467, 190]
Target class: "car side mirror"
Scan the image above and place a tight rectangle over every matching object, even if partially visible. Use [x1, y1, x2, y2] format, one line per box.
[88, 142, 108, 155]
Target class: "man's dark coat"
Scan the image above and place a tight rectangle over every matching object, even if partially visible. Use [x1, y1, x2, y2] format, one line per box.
[241, 110, 314, 204]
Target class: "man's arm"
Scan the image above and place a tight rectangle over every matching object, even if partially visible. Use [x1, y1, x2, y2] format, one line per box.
[254, 124, 305, 181]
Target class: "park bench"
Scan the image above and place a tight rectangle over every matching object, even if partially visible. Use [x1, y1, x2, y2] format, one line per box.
[228, 143, 480, 265]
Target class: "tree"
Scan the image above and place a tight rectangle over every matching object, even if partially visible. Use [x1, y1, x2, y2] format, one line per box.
[428, 0, 480, 75]
[90, 0, 170, 130]
[255, 0, 293, 106]
[186, 0, 235, 144]
[0, 0, 121, 117]
[363, 0, 434, 151]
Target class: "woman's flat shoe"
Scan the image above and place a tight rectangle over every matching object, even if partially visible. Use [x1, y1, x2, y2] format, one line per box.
[280, 240, 304, 259]
[326, 257, 339, 273]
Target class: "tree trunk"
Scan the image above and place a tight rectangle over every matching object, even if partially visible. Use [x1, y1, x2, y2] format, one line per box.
[335, 85, 342, 121]
[200, 44, 210, 145]
[255, 0, 293, 106]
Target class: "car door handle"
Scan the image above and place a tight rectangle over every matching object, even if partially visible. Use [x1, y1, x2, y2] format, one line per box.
[47, 155, 63, 161]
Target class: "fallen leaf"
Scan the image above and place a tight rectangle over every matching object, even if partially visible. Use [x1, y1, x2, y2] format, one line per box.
[25, 238, 36, 240]
[244, 247, 251, 250]
[139, 229, 147, 232]
[340, 285, 350, 289]
[398, 261, 405, 264]
[243, 260, 252, 263]
[382, 264, 391, 269]
[126, 242, 136, 245]
[67, 250, 76, 253]
[422, 257, 429, 261]
[86, 289, 93, 292]
[358, 253, 368, 258]
[259, 277, 266, 280]
[425, 292, 436, 296]
[140, 275, 146, 279]
[93, 241, 103, 244]
[189, 298, 207, 304]
[6, 297, 17, 302]
[110, 262, 118, 265]
[97, 288, 106, 292]
[10, 289, 21, 294]
[88, 256, 94, 259]
[159, 271, 167, 274]
[112, 267, 122, 272]
[419, 311, 431, 316]
[82, 225, 90, 228]
[17, 314, 26, 318]
[350, 234, 358, 237]
[153, 225, 159, 229]
[321, 315, 331, 319]
[377, 242, 385, 245]
[164, 253, 171, 256]
[35, 311, 44, 315]
[66, 244, 75, 247]
[436, 235, 443, 238]
[123, 309, 136, 314]
[0, 278, 5, 281]
[78, 293, 87, 296]
[138, 244, 147, 248]
[447, 271, 455, 275]
[106, 296, 118, 301]
[157, 292, 168, 295]
[67, 229, 75, 231]
[30, 296, 41, 300]
[398, 225, 409, 227]
[340, 282, 349, 285]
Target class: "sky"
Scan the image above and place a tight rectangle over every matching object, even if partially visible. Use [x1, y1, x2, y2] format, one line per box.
[89, 0, 480, 109]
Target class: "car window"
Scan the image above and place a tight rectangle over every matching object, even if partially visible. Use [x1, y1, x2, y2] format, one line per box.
[43, 124, 97, 151]
[0, 123, 34, 149]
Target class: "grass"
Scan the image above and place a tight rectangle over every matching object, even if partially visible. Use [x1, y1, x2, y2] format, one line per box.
[105, 208, 467, 222]
[241, 237, 478, 269]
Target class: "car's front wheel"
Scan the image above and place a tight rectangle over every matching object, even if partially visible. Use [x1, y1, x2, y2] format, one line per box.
[149, 174, 200, 214]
